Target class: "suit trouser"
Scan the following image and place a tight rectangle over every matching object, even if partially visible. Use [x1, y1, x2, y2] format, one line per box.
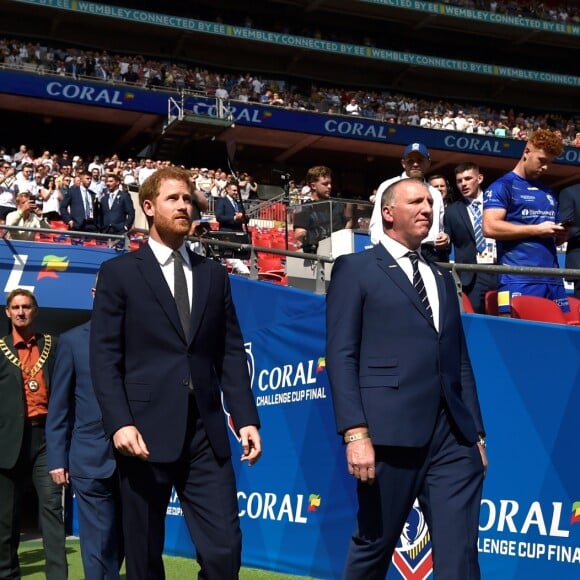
[343, 404, 484, 580]
[71, 473, 123, 580]
[463, 272, 498, 314]
[0, 423, 67, 580]
[116, 402, 242, 580]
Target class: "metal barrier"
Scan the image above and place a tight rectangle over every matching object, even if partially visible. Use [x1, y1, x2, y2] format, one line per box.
[438, 261, 580, 312]
[190, 235, 333, 294]
[6, 221, 578, 302]
[1, 224, 129, 250]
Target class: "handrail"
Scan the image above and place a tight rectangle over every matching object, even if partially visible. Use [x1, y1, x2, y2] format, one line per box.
[189, 235, 333, 294]
[1, 224, 129, 250]
[4, 221, 578, 299]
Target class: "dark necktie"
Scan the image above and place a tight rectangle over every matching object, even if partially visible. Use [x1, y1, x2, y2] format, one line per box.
[470, 200, 486, 254]
[172, 250, 190, 336]
[408, 251, 433, 320]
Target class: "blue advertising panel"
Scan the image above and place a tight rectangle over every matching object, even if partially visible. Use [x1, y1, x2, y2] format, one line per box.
[5, 240, 577, 578]
[0, 239, 118, 309]
[1, 68, 579, 167]
[164, 277, 580, 579]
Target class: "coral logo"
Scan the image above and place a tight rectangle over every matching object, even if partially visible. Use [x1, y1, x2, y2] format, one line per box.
[237, 490, 318, 524]
[37, 255, 69, 280]
[307, 494, 321, 513]
[392, 501, 433, 579]
[569, 501, 580, 525]
[222, 342, 255, 440]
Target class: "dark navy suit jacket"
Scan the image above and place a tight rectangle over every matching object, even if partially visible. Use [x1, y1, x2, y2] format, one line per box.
[46, 322, 115, 478]
[99, 190, 135, 234]
[215, 196, 243, 231]
[559, 183, 580, 269]
[89, 244, 259, 462]
[444, 199, 479, 287]
[326, 244, 484, 448]
[60, 186, 98, 229]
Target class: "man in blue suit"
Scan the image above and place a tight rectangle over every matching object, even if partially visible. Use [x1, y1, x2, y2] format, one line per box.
[60, 170, 100, 232]
[444, 162, 497, 313]
[46, 281, 123, 580]
[215, 182, 245, 232]
[559, 182, 580, 297]
[326, 178, 487, 579]
[90, 166, 261, 580]
[99, 173, 135, 234]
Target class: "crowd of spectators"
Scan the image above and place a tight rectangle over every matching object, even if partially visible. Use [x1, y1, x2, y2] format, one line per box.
[0, 144, 268, 231]
[442, 1, 580, 22]
[2, 36, 579, 148]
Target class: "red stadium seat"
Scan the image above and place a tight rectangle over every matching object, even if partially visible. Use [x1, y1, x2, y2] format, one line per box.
[510, 296, 579, 326]
[461, 293, 476, 313]
[565, 296, 580, 324]
[485, 290, 499, 316]
[258, 254, 283, 272]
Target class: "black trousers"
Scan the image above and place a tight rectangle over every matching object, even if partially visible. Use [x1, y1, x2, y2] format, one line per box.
[0, 423, 67, 580]
[116, 403, 241, 580]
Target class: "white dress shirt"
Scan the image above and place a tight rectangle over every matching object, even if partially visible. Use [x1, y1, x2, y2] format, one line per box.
[381, 233, 440, 331]
[148, 238, 193, 306]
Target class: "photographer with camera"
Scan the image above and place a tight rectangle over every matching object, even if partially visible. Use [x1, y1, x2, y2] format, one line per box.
[293, 165, 347, 254]
[5, 191, 50, 241]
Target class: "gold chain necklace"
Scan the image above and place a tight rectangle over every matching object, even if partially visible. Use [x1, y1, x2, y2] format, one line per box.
[0, 334, 52, 392]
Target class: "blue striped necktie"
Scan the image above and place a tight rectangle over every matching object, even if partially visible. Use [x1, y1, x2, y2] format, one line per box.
[408, 251, 433, 320]
[471, 200, 486, 254]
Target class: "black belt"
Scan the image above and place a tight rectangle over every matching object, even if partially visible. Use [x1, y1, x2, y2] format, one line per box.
[27, 416, 46, 427]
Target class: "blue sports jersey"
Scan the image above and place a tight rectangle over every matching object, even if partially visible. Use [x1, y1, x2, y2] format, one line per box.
[483, 171, 560, 284]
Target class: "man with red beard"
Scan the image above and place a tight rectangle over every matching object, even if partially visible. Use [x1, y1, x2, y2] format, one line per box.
[90, 166, 261, 579]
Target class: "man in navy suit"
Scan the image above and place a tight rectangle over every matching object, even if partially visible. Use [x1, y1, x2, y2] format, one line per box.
[90, 166, 261, 579]
[559, 182, 580, 297]
[326, 178, 487, 579]
[99, 173, 135, 234]
[215, 182, 245, 232]
[46, 281, 123, 580]
[60, 170, 99, 232]
[445, 162, 497, 313]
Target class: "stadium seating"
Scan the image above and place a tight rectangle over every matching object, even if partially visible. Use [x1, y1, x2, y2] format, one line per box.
[510, 296, 579, 326]
[461, 293, 476, 313]
[485, 290, 499, 316]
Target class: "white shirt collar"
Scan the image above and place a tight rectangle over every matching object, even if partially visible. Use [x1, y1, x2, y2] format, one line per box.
[148, 237, 189, 267]
[380, 232, 424, 262]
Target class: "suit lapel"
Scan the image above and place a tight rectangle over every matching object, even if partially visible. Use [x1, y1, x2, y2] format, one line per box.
[431, 264, 448, 332]
[458, 201, 476, 243]
[135, 245, 212, 345]
[187, 249, 210, 344]
[136, 245, 185, 340]
[374, 245, 435, 327]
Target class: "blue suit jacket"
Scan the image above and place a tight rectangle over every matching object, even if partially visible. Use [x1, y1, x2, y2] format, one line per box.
[89, 244, 259, 462]
[60, 186, 98, 229]
[215, 196, 243, 231]
[444, 199, 478, 286]
[46, 322, 115, 478]
[326, 244, 484, 447]
[99, 190, 135, 234]
[559, 183, 580, 268]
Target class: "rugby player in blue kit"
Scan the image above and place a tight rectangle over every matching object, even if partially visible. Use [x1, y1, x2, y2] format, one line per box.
[482, 129, 570, 314]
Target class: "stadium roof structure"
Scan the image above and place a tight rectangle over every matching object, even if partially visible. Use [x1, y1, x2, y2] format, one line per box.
[3, 0, 579, 110]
